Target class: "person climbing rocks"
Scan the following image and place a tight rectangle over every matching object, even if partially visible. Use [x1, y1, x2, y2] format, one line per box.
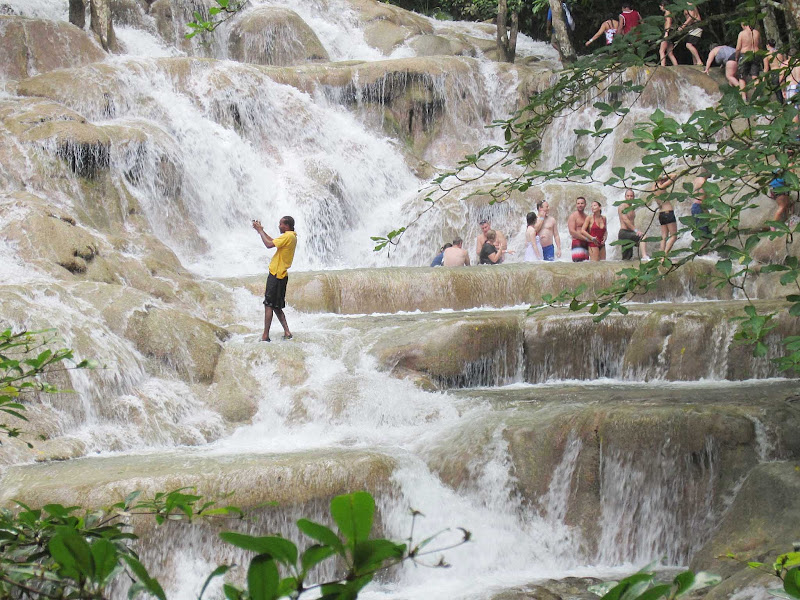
[677, 3, 703, 66]
[736, 22, 763, 100]
[253, 215, 297, 342]
[586, 14, 619, 47]
[617, 2, 642, 36]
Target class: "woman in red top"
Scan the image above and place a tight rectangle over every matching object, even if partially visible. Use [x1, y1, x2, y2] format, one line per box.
[581, 200, 607, 261]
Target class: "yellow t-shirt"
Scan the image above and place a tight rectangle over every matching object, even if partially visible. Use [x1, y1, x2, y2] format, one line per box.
[268, 231, 297, 279]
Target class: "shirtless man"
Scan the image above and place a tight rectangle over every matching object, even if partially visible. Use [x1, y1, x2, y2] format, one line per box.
[534, 200, 561, 261]
[735, 22, 762, 99]
[764, 39, 786, 103]
[617, 189, 649, 260]
[677, 3, 703, 66]
[443, 237, 470, 267]
[476, 219, 507, 262]
[567, 196, 591, 262]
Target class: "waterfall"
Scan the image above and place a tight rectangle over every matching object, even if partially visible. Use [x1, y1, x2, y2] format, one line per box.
[0, 2, 796, 599]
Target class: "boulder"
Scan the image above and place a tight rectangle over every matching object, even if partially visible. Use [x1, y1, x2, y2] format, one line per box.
[228, 7, 329, 66]
[124, 306, 230, 383]
[370, 312, 523, 388]
[0, 192, 105, 276]
[347, 0, 433, 55]
[690, 461, 800, 588]
[408, 34, 457, 57]
[0, 16, 105, 81]
[0, 448, 396, 509]
[22, 119, 111, 178]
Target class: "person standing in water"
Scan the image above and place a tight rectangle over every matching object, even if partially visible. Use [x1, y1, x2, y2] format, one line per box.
[253, 216, 297, 342]
[567, 196, 591, 262]
[581, 200, 607, 261]
[654, 173, 678, 255]
[617, 188, 649, 260]
[535, 200, 561, 261]
[524, 212, 542, 261]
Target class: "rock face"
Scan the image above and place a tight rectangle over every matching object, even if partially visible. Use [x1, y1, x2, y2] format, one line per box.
[237, 261, 731, 315]
[228, 7, 329, 66]
[125, 307, 229, 383]
[348, 0, 434, 55]
[690, 461, 800, 598]
[0, 16, 105, 81]
[429, 384, 800, 564]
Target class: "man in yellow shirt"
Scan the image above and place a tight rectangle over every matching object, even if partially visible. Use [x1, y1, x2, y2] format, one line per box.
[252, 216, 297, 342]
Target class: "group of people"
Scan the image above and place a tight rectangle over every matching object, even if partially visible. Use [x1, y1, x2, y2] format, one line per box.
[430, 185, 687, 267]
[585, 2, 779, 104]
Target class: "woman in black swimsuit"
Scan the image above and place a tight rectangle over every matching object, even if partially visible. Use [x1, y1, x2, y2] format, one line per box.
[654, 173, 678, 254]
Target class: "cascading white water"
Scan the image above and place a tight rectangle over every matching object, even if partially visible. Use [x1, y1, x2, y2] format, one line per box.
[0, 2, 792, 599]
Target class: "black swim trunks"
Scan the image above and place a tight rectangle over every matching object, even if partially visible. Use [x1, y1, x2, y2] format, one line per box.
[618, 228, 642, 260]
[737, 56, 762, 79]
[264, 272, 289, 309]
[685, 34, 701, 47]
[658, 210, 676, 226]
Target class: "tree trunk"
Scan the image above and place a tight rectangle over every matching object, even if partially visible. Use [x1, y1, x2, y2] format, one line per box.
[69, 0, 85, 29]
[496, 0, 518, 63]
[549, 0, 576, 64]
[89, 0, 115, 52]
[761, 0, 783, 47]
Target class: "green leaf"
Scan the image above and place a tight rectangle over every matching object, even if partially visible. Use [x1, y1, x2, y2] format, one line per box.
[122, 555, 166, 600]
[220, 532, 297, 566]
[50, 529, 94, 579]
[330, 491, 374, 545]
[223, 584, 243, 600]
[673, 571, 694, 596]
[247, 555, 279, 600]
[297, 519, 344, 553]
[301, 544, 337, 572]
[199, 565, 231, 600]
[90, 538, 119, 584]
[785, 567, 800, 598]
[635, 584, 672, 600]
[352, 539, 405, 573]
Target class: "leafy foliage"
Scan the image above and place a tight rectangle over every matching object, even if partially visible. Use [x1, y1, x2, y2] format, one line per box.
[185, 0, 250, 38]
[0, 328, 97, 447]
[588, 563, 720, 599]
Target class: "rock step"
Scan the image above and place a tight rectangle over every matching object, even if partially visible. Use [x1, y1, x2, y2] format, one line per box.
[227, 261, 757, 315]
[349, 299, 799, 386]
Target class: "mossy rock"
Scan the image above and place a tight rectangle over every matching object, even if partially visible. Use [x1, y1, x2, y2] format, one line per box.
[228, 7, 329, 66]
[125, 307, 230, 383]
[0, 16, 105, 81]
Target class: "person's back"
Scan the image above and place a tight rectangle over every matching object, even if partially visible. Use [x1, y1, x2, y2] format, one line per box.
[737, 25, 761, 55]
[619, 7, 641, 34]
[443, 241, 470, 267]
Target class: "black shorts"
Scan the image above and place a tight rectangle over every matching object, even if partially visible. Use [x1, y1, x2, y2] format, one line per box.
[685, 34, 700, 46]
[737, 56, 761, 79]
[658, 210, 676, 225]
[264, 273, 288, 309]
[618, 228, 642, 260]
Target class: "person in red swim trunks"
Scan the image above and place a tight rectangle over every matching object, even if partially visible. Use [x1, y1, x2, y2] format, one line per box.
[581, 200, 607, 261]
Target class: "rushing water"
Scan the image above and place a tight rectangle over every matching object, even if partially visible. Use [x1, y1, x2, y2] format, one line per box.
[0, 1, 793, 599]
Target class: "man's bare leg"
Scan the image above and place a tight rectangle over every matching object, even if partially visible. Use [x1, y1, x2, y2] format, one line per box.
[274, 308, 292, 338]
[262, 306, 274, 341]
